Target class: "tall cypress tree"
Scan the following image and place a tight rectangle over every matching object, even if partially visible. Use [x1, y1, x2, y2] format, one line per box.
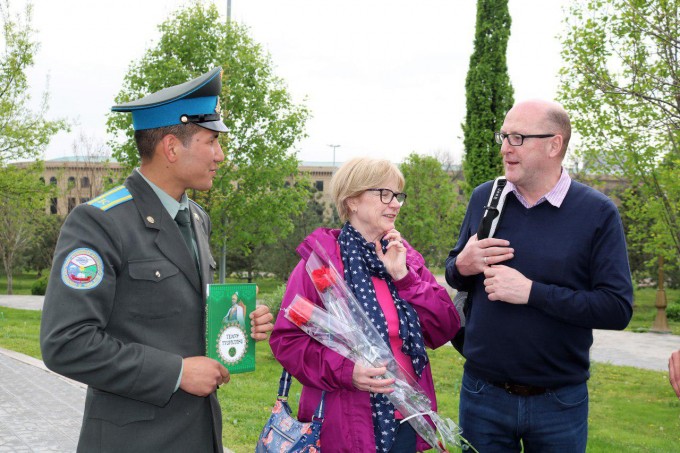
[462, 0, 514, 196]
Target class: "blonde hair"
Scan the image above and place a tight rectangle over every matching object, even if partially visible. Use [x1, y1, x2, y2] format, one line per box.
[330, 157, 405, 221]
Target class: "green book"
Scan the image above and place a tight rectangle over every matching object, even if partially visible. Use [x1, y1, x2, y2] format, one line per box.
[206, 283, 256, 374]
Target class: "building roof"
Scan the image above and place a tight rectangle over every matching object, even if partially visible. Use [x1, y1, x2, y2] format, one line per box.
[46, 156, 117, 163]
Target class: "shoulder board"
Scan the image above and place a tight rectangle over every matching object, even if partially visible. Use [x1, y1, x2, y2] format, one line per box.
[189, 199, 207, 216]
[87, 185, 133, 211]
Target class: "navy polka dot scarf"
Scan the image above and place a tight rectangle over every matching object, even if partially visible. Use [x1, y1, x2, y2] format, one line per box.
[338, 222, 428, 452]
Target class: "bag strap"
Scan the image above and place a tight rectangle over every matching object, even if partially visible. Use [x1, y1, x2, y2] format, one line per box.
[278, 369, 293, 398]
[476, 176, 507, 239]
[277, 369, 326, 419]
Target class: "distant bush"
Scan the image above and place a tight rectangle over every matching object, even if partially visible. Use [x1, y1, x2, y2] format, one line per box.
[666, 304, 680, 321]
[258, 283, 287, 322]
[31, 276, 48, 295]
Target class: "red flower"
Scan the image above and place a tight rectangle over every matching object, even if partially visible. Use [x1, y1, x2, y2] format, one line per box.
[311, 267, 335, 292]
[287, 295, 316, 327]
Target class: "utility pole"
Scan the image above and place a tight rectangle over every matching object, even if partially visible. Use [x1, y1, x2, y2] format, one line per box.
[220, 0, 232, 283]
[328, 144, 341, 169]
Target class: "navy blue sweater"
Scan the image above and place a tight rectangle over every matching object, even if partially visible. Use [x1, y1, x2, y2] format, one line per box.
[445, 180, 633, 387]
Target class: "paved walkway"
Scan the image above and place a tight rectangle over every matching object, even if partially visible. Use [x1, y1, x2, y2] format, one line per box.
[0, 295, 678, 451]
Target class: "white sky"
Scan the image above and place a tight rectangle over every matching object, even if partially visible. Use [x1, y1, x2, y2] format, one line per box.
[21, 0, 569, 164]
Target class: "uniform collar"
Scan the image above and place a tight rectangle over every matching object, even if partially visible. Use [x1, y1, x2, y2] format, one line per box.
[135, 168, 189, 219]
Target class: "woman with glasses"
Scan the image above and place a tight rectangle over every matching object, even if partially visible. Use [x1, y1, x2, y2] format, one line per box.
[270, 157, 460, 453]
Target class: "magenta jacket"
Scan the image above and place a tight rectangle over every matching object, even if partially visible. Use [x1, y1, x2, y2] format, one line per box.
[269, 228, 460, 452]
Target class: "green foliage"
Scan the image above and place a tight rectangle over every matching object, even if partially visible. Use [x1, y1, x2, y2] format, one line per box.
[461, 0, 514, 196]
[23, 213, 63, 275]
[106, 3, 310, 270]
[399, 153, 465, 267]
[256, 188, 332, 280]
[257, 283, 287, 322]
[666, 304, 680, 322]
[30, 275, 47, 295]
[0, 164, 50, 294]
[0, 0, 68, 168]
[559, 0, 680, 277]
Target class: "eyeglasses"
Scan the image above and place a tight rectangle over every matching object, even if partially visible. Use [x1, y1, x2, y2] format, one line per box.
[365, 188, 407, 205]
[494, 132, 556, 146]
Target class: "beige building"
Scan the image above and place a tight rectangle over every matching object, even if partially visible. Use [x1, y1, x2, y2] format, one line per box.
[15, 157, 628, 217]
[14, 157, 126, 216]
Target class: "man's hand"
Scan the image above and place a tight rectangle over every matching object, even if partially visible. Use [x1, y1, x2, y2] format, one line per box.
[669, 350, 680, 399]
[483, 265, 532, 304]
[180, 356, 229, 397]
[456, 234, 514, 276]
[250, 305, 274, 341]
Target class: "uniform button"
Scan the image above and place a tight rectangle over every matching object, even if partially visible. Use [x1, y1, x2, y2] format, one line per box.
[147, 216, 155, 224]
[155, 271, 161, 278]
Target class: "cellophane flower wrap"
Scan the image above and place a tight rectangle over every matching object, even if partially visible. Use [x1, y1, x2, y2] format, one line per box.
[283, 247, 476, 452]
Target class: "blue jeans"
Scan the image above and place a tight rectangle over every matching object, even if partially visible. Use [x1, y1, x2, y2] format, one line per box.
[459, 370, 588, 453]
[388, 421, 416, 453]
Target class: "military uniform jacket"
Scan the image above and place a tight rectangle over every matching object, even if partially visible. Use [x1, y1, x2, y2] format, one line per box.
[40, 171, 222, 452]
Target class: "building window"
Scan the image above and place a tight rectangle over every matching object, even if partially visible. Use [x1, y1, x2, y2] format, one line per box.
[68, 176, 76, 189]
[49, 176, 57, 185]
[81, 177, 90, 188]
[315, 180, 324, 192]
[68, 197, 76, 212]
[80, 198, 90, 204]
[50, 198, 58, 215]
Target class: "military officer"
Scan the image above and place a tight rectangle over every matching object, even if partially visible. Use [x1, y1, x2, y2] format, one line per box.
[40, 67, 274, 453]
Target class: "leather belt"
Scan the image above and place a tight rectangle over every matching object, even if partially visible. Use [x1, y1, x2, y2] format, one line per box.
[490, 381, 548, 396]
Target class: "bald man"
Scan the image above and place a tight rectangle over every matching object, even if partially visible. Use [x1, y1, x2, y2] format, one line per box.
[445, 100, 633, 452]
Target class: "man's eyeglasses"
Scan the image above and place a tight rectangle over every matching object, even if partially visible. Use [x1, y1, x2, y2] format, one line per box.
[366, 188, 407, 205]
[494, 132, 556, 146]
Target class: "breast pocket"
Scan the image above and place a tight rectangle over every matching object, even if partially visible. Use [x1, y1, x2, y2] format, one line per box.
[129, 259, 179, 282]
[126, 259, 181, 319]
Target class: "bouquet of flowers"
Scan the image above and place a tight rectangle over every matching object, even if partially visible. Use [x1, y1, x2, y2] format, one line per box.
[283, 248, 476, 452]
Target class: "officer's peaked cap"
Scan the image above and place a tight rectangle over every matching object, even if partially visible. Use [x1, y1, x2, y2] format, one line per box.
[111, 67, 227, 133]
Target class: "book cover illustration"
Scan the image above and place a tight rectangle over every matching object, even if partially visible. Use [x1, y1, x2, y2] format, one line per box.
[206, 283, 257, 373]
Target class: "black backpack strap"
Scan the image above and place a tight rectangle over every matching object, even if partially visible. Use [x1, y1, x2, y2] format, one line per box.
[477, 177, 507, 239]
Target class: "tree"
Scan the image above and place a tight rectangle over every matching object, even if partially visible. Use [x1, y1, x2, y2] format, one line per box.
[106, 3, 310, 273]
[24, 212, 63, 277]
[256, 188, 333, 281]
[0, 0, 67, 171]
[398, 153, 465, 267]
[461, 0, 514, 196]
[0, 164, 47, 293]
[559, 0, 680, 280]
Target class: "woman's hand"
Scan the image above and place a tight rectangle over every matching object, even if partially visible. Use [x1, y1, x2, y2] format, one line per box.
[352, 362, 395, 394]
[375, 229, 408, 280]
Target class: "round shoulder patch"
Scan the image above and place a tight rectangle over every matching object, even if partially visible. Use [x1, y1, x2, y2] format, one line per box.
[61, 248, 104, 290]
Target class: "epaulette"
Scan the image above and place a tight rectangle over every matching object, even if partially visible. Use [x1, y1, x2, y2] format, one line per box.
[189, 199, 207, 216]
[87, 185, 133, 211]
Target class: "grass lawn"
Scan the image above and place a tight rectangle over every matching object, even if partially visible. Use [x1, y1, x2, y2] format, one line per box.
[0, 272, 42, 296]
[1, 305, 679, 452]
[628, 288, 680, 335]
